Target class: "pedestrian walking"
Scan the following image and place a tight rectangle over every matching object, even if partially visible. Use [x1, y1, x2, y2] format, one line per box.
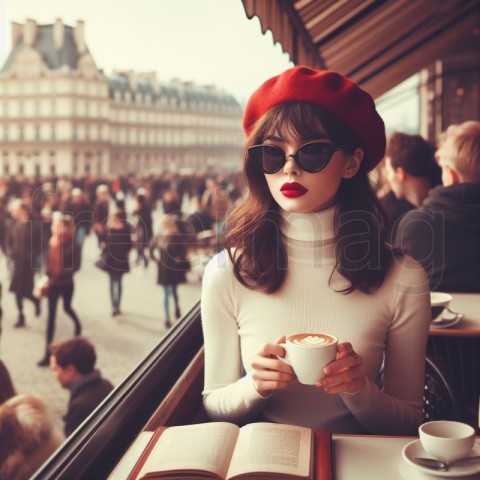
[38, 213, 81, 366]
[63, 187, 92, 252]
[101, 210, 133, 316]
[151, 214, 190, 328]
[8, 200, 41, 328]
[133, 188, 153, 268]
[92, 184, 110, 247]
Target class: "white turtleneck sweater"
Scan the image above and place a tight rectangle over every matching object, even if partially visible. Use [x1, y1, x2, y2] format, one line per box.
[201, 207, 431, 435]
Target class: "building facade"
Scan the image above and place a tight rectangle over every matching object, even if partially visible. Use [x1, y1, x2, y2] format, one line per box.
[0, 19, 244, 178]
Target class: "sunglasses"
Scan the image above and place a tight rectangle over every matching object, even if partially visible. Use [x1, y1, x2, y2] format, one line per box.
[247, 141, 341, 174]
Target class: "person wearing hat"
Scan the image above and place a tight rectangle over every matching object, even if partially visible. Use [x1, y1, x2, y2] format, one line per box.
[201, 66, 430, 435]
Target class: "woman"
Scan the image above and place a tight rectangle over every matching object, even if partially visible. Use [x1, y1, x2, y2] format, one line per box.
[103, 210, 133, 316]
[152, 214, 190, 328]
[201, 67, 431, 435]
[38, 213, 81, 367]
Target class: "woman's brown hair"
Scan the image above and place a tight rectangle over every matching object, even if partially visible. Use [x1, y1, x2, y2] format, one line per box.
[225, 102, 393, 294]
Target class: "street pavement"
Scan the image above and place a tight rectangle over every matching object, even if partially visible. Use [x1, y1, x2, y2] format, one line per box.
[0, 205, 203, 428]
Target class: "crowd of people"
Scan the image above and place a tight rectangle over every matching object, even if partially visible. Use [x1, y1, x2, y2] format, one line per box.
[0, 170, 240, 333]
[0, 170, 240, 479]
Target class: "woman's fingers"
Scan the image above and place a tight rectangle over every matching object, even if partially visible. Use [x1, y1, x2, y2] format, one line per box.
[317, 342, 366, 394]
[257, 341, 286, 359]
[319, 365, 366, 393]
[251, 341, 296, 395]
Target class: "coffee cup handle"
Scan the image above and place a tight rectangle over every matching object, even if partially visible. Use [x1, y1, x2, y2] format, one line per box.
[276, 343, 291, 365]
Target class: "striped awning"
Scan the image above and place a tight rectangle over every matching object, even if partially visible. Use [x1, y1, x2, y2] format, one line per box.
[241, 0, 480, 98]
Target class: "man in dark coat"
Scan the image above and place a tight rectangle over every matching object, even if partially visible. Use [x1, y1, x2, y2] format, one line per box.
[48, 337, 114, 436]
[8, 200, 40, 327]
[394, 121, 480, 292]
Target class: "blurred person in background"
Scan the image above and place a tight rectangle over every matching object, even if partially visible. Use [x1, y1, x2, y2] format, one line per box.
[394, 121, 480, 292]
[101, 209, 133, 316]
[186, 195, 213, 235]
[162, 189, 182, 214]
[201, 177, 231, 239]
[38, 214, 81, 367]
[0, 394, 64, 480]
[151, 214, 190, 328]
[92, 184, 110, 246]
[133, 188, 153, 268]
[48, 337, 113, 436]
[62, 187, 92, 253]
[380, 131, 441, 240]
[8, 200, 41, 328]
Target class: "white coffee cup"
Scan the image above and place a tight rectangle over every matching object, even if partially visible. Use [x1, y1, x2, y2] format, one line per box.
[419, 420, 475, 462]
[276, 333, 338, 385]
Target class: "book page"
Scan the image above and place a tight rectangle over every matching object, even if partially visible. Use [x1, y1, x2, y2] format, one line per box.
[226, 423, 312, 479]
[137, 422, 238, 479]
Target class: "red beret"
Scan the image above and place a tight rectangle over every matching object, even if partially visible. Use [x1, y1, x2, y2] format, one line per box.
[243, 66, 386, 172]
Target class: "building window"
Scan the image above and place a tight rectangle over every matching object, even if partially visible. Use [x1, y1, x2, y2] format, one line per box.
[72, 153, 78, 174]
[35, 125, 41, 141]
[19, 125, 24, 141]
[50, 152, 55, 167]
[51, 125, 56, 140]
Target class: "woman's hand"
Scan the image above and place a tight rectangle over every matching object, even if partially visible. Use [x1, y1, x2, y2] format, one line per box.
[251, 336, 296, 397]
[317, 342, 366, 394]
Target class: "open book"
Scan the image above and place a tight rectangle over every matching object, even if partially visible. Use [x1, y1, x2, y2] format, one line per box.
[128, 422, 331, 480]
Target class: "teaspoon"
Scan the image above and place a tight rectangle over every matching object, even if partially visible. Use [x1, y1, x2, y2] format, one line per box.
[413, 455, 480, 471]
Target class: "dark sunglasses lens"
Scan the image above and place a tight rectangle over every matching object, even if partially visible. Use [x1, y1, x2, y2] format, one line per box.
[249, 146, 284, 173]
[297, 143, 336, 172]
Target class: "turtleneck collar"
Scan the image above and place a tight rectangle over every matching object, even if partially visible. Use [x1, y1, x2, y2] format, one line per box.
[280, 206, 337, 242]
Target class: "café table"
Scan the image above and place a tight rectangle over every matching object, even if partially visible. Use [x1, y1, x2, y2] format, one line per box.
[429, 293, 480, 337]
[110, 432, 480, 479]
[333, 434, 480, 479]
[428, 293, 480, 429]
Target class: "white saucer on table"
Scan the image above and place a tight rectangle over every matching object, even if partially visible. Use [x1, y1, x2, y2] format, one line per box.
[431, 310, 464, 329]
[402, 439, 480, 477]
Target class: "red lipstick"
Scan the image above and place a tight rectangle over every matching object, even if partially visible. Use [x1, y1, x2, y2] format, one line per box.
[280, 182, 308, 198]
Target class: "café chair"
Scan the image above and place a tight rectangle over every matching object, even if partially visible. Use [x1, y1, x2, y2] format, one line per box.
[376, 356, 461, 423]
[423, 356, 461, 422]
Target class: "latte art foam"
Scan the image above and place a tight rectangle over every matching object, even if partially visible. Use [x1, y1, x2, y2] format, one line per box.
[290, 334, 334, 346]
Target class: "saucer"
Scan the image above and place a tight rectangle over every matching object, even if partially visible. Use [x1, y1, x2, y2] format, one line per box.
[431, 311, 464, 329]
[402, 439, 480, 477]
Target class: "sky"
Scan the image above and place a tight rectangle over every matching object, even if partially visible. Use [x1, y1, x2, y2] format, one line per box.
[0, 0, 418, 130]
[0, 0, 293, 104]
